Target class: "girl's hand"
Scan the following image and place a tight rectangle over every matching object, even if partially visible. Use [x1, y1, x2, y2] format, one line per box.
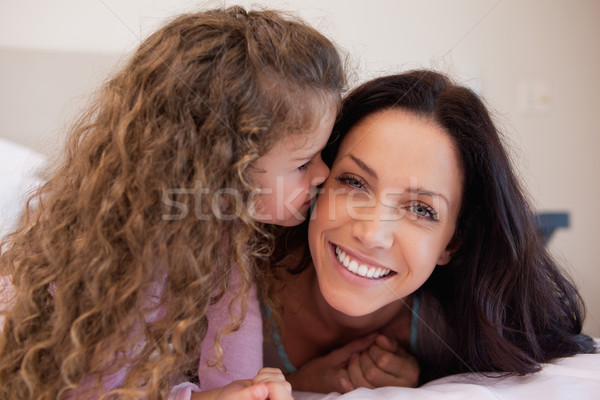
[286, 334, 377, 394]
[347, 334, 419, 389]
[191, 368, 293, 400]
[252, 367, 293, 400]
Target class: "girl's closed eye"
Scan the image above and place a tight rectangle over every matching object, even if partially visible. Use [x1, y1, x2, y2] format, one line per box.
[405, 201, 439, 222]
[298, 159, 314, 172]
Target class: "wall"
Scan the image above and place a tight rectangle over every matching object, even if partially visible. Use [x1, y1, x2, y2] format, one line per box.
[1, 0, 599, 336]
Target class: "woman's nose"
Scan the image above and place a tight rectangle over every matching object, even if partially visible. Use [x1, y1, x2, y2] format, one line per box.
[351, 208, 395, 249]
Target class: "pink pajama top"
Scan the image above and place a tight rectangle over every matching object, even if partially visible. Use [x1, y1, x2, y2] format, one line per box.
[0, 269, 263, 399]
[171, 268, 263, 398]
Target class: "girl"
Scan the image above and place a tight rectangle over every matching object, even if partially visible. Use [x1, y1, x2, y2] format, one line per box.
[264, 70, 596, 393]
[0, 6, 344, 400]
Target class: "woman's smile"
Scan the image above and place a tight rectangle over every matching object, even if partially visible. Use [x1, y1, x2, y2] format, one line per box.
[332, 242, 395, 280]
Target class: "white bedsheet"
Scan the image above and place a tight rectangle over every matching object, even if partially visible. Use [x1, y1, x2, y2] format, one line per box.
[295, 340, 600, 400]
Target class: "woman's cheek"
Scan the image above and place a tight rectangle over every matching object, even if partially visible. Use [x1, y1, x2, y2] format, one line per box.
[316, 186, 347, 223]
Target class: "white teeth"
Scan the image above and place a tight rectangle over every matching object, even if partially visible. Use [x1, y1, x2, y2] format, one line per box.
[357, 265, 368, 277]
[334, 245, 392, 279]
[348, 260, 358, 273]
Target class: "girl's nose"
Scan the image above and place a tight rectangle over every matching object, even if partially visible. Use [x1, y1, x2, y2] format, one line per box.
[310, 155, 330, 187]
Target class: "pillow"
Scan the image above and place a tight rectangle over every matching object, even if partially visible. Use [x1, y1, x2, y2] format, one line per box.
[0, 138, 46, 239]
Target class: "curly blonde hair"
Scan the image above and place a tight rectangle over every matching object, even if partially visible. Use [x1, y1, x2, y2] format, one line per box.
[0, 6, 344, 399]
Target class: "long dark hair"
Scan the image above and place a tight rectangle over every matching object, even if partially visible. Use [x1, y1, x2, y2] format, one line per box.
[323, 70, 595, 378]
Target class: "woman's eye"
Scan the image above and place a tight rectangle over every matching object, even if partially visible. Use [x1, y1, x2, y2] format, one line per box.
[298, 159, 313, 172]
[334, 174, 366, 190]
[406, 201, 439, 222]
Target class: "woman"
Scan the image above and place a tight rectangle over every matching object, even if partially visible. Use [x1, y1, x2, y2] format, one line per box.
[263, 70, 596, 394]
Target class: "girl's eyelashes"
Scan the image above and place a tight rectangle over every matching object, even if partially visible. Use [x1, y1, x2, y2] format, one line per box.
[334, 174, 367, 190]
[405, 201, 440, 222]
[298, 159, 314, 172]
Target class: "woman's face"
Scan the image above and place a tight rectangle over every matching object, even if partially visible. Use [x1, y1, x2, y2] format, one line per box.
[308, 109, 463, 317]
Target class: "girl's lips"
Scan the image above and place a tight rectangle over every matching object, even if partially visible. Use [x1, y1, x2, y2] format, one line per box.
[302, 192, 317, 206]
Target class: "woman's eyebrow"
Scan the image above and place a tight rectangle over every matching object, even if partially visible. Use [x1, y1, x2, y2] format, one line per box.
[348, 154, 378, 178]
[406, 188, 449, 206]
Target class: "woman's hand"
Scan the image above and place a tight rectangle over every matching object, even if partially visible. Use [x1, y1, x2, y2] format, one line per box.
[191, 368, 293, 400]
[347, 334, 419, 389]
[286, 334, 377, 394]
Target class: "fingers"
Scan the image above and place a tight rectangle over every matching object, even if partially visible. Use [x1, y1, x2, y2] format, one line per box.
[329, 333, 378, 365]
[361, 344, 419, 387]
[370, 344, 419, 385]
[286, 355, 352, 394]
[263, 380, 293, 400]
[345, 340, 420, 389]
[216, 381, 269, 400]
[374, 334, 398, 353]
[251, 368, 293, 400]
[347, 352, 375, 390]
[369, 344, 407, 374]
[336, 376, 355, 394]
[248, 383, 269, 400]
[235, 383, 291, 400]
[252, 367, 288, 384]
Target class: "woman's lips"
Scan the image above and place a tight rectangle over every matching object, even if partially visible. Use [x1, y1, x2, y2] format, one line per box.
[329, 242, 396, 281]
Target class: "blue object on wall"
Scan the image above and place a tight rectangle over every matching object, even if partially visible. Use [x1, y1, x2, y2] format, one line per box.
[535, 212, 569, 245]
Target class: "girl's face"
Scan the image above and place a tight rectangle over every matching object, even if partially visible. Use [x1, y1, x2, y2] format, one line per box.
[308, 109, 463, 316]
[251, 102, 336, 226]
